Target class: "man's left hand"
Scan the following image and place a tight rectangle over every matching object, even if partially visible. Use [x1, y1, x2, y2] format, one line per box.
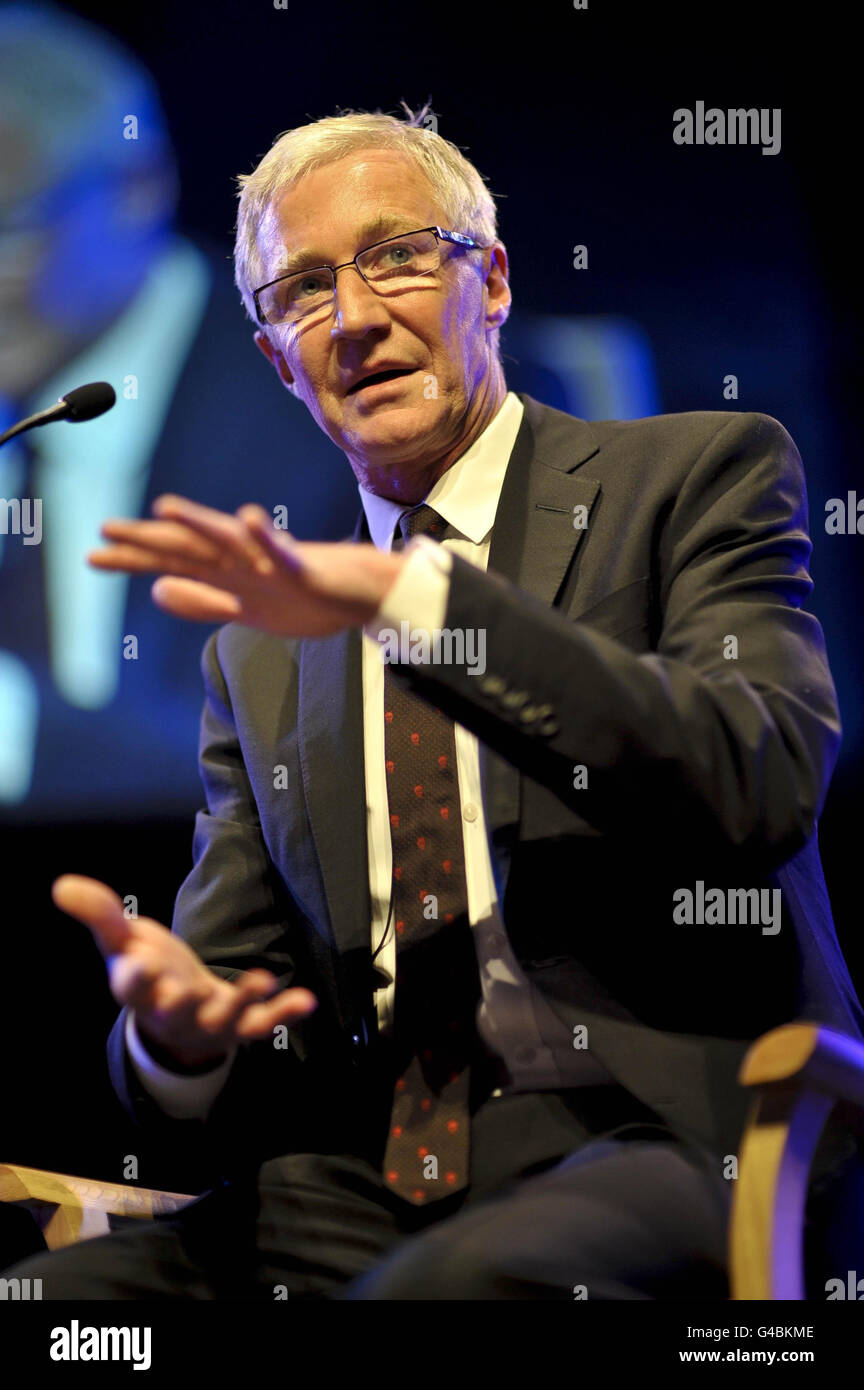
[89, 495, 404, 637]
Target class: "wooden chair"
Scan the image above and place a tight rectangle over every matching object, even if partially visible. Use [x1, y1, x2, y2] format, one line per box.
[2, 1020, 863, 1297]
[0, 1165, 197, 1251]
[729, 1021, 864, 1299]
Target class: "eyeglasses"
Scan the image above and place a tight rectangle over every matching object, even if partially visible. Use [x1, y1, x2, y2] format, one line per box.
[252, 225, 489, 327]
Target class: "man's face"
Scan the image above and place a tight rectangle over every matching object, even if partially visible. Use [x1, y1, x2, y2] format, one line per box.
[253, 149, 510, 493]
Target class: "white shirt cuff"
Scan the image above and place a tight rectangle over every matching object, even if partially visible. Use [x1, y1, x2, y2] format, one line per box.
[125, 1010, 236, 1121]
[364, 535, 452, 646]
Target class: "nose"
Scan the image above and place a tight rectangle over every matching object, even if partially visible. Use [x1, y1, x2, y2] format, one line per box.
[329, 264, 391, 340]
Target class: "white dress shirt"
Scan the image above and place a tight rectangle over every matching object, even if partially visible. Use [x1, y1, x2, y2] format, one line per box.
[127, 390, 614, 1119]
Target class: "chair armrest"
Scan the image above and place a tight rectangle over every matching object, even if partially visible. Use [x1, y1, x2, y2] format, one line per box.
[730, 1023, 864, 1300]
[0, 1163, 198, 1250]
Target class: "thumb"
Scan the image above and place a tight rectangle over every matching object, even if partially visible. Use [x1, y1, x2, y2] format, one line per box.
[52, 875, 135, 959]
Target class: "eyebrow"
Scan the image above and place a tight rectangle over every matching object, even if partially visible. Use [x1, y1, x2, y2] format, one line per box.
[275, 215, 424, 277]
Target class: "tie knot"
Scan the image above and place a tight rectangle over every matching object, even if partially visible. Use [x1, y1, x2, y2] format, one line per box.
[394, 504, 447, 550]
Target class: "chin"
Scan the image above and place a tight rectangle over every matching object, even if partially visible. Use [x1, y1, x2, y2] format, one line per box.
[347, 400, 437, 448]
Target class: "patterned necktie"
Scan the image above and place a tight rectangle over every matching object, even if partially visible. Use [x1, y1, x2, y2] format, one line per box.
[380, 504, 481, 1205]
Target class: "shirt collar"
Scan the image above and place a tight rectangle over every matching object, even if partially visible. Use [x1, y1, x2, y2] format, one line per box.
[359, 390, 524, 550]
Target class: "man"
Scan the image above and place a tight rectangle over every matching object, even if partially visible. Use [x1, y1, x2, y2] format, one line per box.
[0, 5, 344, 816]
[8, 105, 864, 1300]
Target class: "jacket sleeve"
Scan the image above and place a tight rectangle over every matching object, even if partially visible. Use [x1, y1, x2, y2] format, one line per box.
[106, 627, 312, 1181]
[389, 412, 841, 873]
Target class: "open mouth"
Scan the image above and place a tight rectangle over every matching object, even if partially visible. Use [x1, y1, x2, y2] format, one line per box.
[347, 368, 415, 395]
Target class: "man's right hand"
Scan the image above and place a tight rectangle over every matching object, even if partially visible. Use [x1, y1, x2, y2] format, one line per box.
[52, 875, 318, 1070]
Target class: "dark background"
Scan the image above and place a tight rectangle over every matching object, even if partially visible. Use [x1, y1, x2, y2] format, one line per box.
[2, 0, 861, 1189]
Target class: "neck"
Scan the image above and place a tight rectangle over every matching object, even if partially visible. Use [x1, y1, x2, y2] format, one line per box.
[355, 371, 507, 505]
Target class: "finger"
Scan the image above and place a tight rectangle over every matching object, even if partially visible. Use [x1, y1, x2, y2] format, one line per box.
[194, 970, 279, 1032]
[235, 506, 280, 574]
[236, 503, 279, 530]
[233, 988, 318, 1040]
[52, 875, 134, 958]
[99, 518, 222, 566]
[238, 508, 304, 574]
[151, 577, 243, 622]
[153, 495, 269, 570]
[88, 542, 214, 578]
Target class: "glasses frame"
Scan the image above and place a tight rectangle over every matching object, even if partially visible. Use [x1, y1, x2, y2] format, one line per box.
[251, 225, 489, 327]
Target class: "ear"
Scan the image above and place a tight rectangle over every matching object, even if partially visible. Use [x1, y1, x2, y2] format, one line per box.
[254, 329, 296, 393]
[483, 244, 511, 334]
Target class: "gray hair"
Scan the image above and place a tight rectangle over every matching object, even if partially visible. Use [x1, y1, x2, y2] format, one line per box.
[233, 101, 504, 362]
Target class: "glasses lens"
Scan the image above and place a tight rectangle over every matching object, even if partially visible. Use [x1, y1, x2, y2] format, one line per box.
[357, 231, 439, 284]
[259, 269, 333, 325]
[257, 232, 443, 324]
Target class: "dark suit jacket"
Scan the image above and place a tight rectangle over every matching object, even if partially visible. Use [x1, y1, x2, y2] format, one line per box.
[108, 392, 864, 1187]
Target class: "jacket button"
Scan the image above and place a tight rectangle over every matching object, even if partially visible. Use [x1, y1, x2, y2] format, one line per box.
[478, 674, 506, 697]
[499, 688, 529, 711]
[534, 704, 559, 736]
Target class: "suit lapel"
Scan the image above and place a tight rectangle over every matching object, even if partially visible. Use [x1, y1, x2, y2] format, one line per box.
[480, 393, 601, 903]
[296, 508, 374, 1032]
[488, 392, 601, 594]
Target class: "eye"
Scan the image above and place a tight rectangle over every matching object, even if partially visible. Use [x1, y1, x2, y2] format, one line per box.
[287, 271, 330, 302]
[382, 243, 414, 265]
[365, 239, 422, 274]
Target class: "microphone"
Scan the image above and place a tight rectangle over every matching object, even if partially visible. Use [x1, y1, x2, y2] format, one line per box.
[0, 382, 116, 448]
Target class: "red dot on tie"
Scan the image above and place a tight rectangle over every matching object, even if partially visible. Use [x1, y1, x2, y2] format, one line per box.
[385, 711, 394, 722]
[438, 755, 447, 768]
[440, 806, 449, 820]
[386, 760, 394, 774]
[442, 859, 451, 874]
[449, 1072, 460, 1084]
[421, 1098, 431, 1111]
[387, 1171, 399, 1184]
[392, 1125, 403, 1138]
[445, 1171, 457, 1185]
[394, 866, 402, 880]
[390, 813, 399, 827]
[445, 913, 454, 924]
[418, 889, 428, 902]
[421, 1048, 433, 1062]
[414, 784, 423, 797]
[396, 1079, 406, 1092]
[410, 732, 420, 745]
[447, 1119, 459, 1133]
[413, 1190, 425, 1202]
[396, 920, 405, 935]
[417, 836, 426, 850]
[417, 1146, 429, 1157]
